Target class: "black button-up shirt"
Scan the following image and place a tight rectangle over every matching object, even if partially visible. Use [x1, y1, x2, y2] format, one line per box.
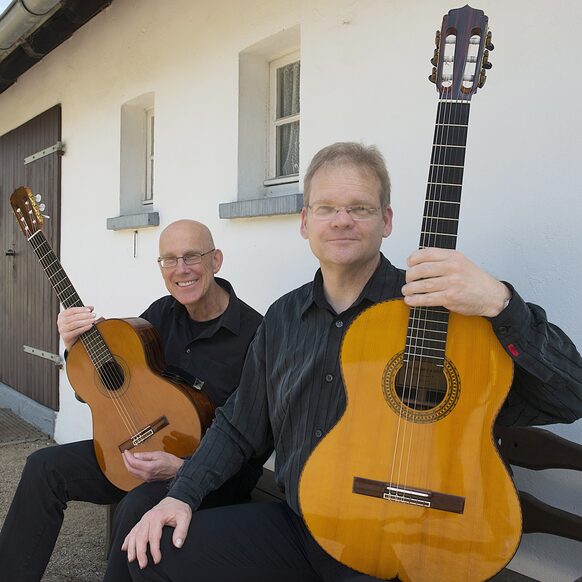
[140, 277, 262, 408]
[169, 255, 582, 514]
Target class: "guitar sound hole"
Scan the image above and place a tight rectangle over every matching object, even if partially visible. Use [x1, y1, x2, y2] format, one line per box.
[97, 360, 125, 391]
[395, 361, 447, 410]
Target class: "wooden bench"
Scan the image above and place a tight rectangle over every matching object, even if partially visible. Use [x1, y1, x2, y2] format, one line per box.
[107, 426, 582, 579]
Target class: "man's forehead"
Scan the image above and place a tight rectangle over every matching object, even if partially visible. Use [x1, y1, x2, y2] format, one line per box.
[309, 164, 381, 200]
[159, 225, 210, 252]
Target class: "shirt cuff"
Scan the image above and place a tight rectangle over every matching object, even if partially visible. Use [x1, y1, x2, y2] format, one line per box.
[487, 282, 532, 358]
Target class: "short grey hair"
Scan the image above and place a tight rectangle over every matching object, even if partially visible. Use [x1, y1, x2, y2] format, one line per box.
[303, 142, 391, 207]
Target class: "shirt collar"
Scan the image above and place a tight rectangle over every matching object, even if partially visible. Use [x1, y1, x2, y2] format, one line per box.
[170, 277, 241, 336]
[300, 253, 398, 317]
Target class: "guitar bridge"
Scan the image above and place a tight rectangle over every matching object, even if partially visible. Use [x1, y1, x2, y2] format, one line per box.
[383, 485, 431, 508]
[118, 416, 169, 452]
[353, 476, 465, 514]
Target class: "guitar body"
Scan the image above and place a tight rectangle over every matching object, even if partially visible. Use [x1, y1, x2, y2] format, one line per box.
[299, 299, 521, 581]
[67, 317, 215, 491]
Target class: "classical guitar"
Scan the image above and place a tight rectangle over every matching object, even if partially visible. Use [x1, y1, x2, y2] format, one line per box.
[10, 186, 215, 492]
[299, 6, 521, 581]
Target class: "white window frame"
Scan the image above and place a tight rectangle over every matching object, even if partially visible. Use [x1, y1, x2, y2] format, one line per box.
[144, 106, 155, 205]
[266, 50, 300, 185]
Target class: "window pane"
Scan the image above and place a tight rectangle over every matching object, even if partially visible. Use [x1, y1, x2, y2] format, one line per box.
[277, 61, 300, 119]
[277, 120, 299, 176]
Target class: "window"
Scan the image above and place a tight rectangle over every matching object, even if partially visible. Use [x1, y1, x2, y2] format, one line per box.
[223, 27, 303, 218]
[107, 93, 159, 230]
[267, 53, 300, 185]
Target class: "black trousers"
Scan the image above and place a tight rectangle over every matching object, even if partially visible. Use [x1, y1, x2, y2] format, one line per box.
[0, 440, 247, 582]
[126, 500, 386, 582]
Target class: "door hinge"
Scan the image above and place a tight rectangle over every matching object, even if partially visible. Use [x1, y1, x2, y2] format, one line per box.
[23, 345, 63, 369]
[24, 141, 66, 165]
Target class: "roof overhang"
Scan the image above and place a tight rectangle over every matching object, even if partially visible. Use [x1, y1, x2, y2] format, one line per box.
[0, 0, 113, 95]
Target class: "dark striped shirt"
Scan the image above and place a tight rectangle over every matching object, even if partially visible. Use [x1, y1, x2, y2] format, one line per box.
[169, 254, 582, 514]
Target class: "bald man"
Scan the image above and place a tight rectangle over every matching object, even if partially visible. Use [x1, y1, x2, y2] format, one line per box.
[0, 220, 263, 582]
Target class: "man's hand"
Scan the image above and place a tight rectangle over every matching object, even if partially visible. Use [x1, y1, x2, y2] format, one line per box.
[402, 248, 511, 317]
[122, 450, 184, 482]
[122, 497, 192, 569]
[57, 306, 96, 350]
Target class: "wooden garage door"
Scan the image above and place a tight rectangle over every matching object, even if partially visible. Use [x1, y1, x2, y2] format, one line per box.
[0, 105, 62, 410]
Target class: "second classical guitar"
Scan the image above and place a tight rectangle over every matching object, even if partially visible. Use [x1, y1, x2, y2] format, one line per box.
[10, 187, 215, 491]
[299, 6, 521, 581]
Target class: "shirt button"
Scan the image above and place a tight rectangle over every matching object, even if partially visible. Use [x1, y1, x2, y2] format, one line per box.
[335, 320, 344, 328]
[498, 326, 508, 334]
[315, 429, 323, 438]
[186, 348, 191, 354]
[325, 373, 334, 383]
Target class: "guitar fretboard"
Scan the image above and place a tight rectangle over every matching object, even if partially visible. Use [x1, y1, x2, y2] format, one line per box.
[28, 230, 116, 368]
[404, 100, 472, 366]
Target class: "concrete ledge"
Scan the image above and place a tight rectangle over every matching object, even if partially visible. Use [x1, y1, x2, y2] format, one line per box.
[0, 382, 55, 437]
[219, 193, 303, 219]
[106, 211, 160, 231]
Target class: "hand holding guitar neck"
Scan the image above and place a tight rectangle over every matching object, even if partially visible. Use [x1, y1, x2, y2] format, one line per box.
[57, 306, 97, 350]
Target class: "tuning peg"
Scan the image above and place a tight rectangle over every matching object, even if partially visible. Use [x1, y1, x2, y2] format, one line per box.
[34, 194, 42, 202]
[435, 30, 441, 48]
[486, 31, 494, 51]
[430, 48, 439, 67]
[478, 69, 487, 88]
[482, 49, 493, 70]
[38, 203, 46, 212]
[429, 67, 437, 84]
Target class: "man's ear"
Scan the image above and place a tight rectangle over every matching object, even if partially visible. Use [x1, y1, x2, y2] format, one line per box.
[212, 249, 224, 273]
[300, 207, 308, 240]
[382, 206, 393, 238]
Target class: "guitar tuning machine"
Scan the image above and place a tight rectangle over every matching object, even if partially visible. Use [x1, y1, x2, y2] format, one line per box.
[428, 66, 437, 84]
[430, 48, 439, 67]
[486, 31, 494, 51]
[478, 69, 487, 88]
[435, 30, 441, 48]
[482, 49, 493, 70]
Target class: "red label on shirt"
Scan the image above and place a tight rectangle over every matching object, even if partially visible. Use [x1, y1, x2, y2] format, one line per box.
[507, 343, 519, 357]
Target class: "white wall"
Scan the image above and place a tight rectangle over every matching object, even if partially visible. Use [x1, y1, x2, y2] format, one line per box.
[0, 0, 581, 579]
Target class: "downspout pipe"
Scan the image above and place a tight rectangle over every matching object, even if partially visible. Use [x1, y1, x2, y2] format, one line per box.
[0, 0, 63, 64]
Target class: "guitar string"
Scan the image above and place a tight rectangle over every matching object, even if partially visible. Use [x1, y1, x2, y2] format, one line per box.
[395, 56, 470, 504]
[29, 230, 142, 441]
[404, 93, 465, 500]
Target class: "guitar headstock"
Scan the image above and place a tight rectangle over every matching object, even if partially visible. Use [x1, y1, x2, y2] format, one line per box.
[429, 5, 493, 99]
[10, 186, 46, 239]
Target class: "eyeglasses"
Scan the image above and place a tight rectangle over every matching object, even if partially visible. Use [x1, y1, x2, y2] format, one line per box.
[157, 249, 215, 269]
[307, 205, 382, 221]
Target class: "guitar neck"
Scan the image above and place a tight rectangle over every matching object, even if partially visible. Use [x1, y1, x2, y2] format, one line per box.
[420, 99, 471, 251]
[27, 230, 114, 366]
[404, 100, 472, 366]
[28, 230, 84, 309]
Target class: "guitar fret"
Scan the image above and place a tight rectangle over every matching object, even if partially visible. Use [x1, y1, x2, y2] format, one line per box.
[430, 164, 464, 168]
[423, 216, 458, 222]
[403, 352, 444, 361]
[433, 144, 466, 148]
[427, 182, 462, 187]
[421, 231, 457, 237]
[425, 199, 460, 204]
[435, 123, 468, 127]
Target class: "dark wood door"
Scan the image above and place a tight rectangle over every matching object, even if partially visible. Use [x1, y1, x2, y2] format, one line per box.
[0, 105, 62, 410]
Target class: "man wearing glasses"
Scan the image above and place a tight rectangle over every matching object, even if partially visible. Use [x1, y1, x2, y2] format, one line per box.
[121, 143, 582, 582]
[0, 220, 263, 582]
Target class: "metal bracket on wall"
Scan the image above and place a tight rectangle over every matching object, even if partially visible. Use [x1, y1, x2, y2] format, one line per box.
[24, 140, 65, 165]
[23, 345, 63, 369]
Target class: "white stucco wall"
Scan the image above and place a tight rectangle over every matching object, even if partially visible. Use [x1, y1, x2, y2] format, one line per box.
[0, 0, 581, 579]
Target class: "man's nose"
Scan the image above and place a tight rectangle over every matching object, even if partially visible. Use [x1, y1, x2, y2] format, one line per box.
[331, 207, 355, 226]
